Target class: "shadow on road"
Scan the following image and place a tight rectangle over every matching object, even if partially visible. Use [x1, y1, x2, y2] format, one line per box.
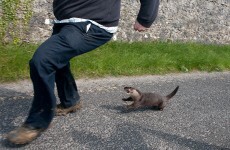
[0, 87, 32, 148]
[101, 104, 161, 114]
[71, 122, 229, 150]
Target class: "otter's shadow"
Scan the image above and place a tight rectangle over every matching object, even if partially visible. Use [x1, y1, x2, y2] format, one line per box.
[101, 104, 160, 114]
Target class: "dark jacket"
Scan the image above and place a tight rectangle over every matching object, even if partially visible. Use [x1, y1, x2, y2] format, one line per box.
[53, 0, 159, 27]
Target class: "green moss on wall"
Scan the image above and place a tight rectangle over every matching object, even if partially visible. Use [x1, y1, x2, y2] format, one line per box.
[0, 0, 34, 44]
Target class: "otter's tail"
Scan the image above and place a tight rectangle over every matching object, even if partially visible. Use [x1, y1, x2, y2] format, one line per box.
[166, 86, 179, 100]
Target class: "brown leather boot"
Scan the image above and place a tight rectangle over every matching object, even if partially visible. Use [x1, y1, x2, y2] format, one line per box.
[55, 101, 82, 116]
[6, 124, 46, 145]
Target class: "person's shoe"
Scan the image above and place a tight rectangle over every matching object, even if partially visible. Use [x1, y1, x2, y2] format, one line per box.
[6, 124, 46, 145]
[56, 101, 82, 116]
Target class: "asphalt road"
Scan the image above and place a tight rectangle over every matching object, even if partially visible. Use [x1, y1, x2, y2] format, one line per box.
[0, 72, 229, 150]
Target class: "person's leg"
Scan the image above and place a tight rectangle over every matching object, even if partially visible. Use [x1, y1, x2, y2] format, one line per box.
[55, 63, 82, 116]
[27, 22, 112, 128]
[55, 22, 114, 115]
[55, 63, 80, 108]
[6, 22, 113, 144]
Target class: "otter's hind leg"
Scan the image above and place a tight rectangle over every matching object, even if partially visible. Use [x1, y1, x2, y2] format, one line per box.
[158, 102, 166, 111]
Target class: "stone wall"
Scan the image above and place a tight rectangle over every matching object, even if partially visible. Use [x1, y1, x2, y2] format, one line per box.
[29, 0, 230, 44]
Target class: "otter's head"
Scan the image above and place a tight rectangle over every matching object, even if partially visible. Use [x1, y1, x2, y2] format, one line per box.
[124, 87, 141, 98]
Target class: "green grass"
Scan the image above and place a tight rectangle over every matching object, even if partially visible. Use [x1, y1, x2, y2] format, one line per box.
[0, 43, 38, 82]
[0, 41, 229, 82]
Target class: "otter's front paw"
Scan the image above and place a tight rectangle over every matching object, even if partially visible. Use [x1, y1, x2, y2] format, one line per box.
[122, 97, 133, 101]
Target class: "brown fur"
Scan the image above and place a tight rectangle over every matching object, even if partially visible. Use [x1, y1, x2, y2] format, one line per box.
[122, 86, 179, 110]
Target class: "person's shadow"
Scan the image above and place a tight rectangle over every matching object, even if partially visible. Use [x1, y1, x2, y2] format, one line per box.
[0, 87, 33, 148]
[71, 120, 229, 150]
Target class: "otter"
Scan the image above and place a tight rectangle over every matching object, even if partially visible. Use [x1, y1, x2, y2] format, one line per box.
[122, 86, 179, 110]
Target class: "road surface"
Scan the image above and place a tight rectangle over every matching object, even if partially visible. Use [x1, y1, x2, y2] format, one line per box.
[0, 72, 229, 150]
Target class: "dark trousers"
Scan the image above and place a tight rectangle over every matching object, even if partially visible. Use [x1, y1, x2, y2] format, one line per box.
[25, 22, 113, 129]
